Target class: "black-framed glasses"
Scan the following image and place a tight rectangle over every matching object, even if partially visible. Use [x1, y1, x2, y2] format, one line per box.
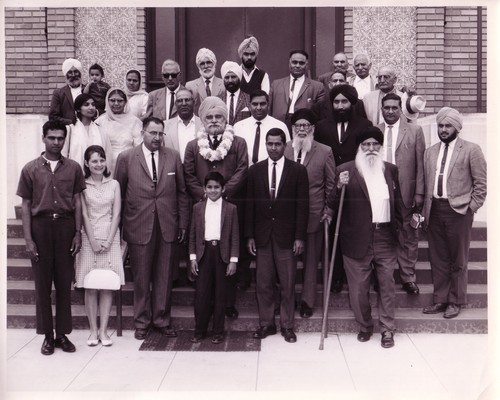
[162, 73, 179, 79]
[143, 130, 165, 138]
[293, 123, 312, 130]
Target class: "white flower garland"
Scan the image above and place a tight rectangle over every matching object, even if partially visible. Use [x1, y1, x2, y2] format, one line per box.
[197, 127, 234, 162]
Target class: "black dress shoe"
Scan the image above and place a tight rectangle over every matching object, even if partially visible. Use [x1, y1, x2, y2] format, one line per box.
[331, 280, 343, 293]
[443, 303, 461, 319]
[381, 331, 394, 348]
[299, 301, 313, 318]
[134, 328, 149, 340]
[402, 282, 420, 295]
[156, 325, 178, 337]
[357, 331, 372, 342]
[225, 306, 239, 319]
[54, 335, 76, 352]
[190, 333, 206, 343]
[253, 325, 277, 339]
[211, 334, 224, 344]
[422, 302, 448, 314]
[41, 336, 55, 355]
[280, 328, 297, 343]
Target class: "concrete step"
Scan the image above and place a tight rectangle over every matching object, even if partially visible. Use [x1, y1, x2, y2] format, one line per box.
[6, 304, 488, 334]
[6, 280, 488, 309]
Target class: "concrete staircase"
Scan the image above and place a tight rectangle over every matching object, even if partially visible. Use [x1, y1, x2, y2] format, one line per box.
[6, 211, 488, 333]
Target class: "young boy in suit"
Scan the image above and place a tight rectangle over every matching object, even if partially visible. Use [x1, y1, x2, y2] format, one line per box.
[189, 172, 239, 344]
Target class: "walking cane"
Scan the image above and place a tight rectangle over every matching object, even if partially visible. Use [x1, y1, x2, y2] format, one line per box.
[319, 185, 346, 350]
[322, 219, 330, 335]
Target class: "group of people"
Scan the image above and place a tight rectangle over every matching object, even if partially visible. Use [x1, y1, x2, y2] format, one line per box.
[18, 36, 486, 355]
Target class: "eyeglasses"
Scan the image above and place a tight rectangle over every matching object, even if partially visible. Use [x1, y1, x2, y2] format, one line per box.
[143, 130, 165, 138]
[162, 73, 179, 79]
[360, 141, 381, 148]
[293, 123, 312, 130]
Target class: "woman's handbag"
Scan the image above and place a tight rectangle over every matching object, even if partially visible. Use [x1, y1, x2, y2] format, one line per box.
[83, 257, 121, 290]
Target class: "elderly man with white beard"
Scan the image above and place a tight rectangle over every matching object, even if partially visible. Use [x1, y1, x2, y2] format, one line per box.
[284, 109, 335, 318]
[327, 126, 403, 348]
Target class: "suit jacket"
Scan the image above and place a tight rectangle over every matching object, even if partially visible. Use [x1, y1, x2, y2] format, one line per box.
[189, 199, 239, 264]
[245, 157, 309, 248]
[423, 137, 487, 223]
[285, 141, 335, 233]
[146, 85, 185, 121]
[185, 76, 225, 116]
[183, 135, 249, 202]
[363, 89, 403, 125]
[114, 145, 190, 245]
[49, 85, 84, 125]
[314, 115, 373, 166]
[163, 116, 203, 157]
[221, 90, 252, 126]
[327, 161, 403, 259]
[311, 96, 367, 122]
[377, 119, 425, 209]
[270, 76, 325, 123]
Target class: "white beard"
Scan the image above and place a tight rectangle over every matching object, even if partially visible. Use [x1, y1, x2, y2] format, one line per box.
[292, 134, 313, 154]
[355, 146, 385, 180]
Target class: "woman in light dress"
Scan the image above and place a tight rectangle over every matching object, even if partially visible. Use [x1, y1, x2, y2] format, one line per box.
[75, 145, 125, 347]
[61, 93, 112, 169]
[124, 69, 148, 121]
[95, 88, 142, 174]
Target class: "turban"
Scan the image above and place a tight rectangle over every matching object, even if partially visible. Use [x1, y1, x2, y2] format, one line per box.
[436, 107, 463, 132]
[196, 48, 217, 67]
[199, 96, 228, 122]
[62, 58, 82, 76]
[329, 84, 358, 105]
[74, 93, 94, 111]
[356, 126, 384, 147]
[291, 108, 316, 125]
[220, 61, 242, 80]
[238, 36, 260, 58]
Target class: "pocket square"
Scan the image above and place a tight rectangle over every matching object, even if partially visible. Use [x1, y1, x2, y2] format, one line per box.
[168, 172, 176, 175]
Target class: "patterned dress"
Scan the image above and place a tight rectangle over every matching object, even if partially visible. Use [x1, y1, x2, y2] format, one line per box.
[75, 176, 125, 288]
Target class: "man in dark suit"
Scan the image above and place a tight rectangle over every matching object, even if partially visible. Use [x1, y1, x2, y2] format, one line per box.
[183, 96, 249, 319]
[147, 59, 184, 120]
[49, 58, 85, 125]
[284, 109, 335, 318]
[220, 61, 251, 126]
[246, 128, 309, 343]
[114, 117, 190, 340]
[185, 48, 225, 116]
[377, 93, 425, 295]
[269, 50, 325, 128]
[422, 107, 486, 319]
[327, 127, 403, 348]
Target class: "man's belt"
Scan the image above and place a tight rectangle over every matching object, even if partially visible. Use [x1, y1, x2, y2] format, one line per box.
[372, 222, 390, 229]
[35, 212, 74, 219]
[205, 240, 220, 246]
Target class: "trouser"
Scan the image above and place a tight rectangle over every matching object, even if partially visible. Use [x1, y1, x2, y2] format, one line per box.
[428, 199, 473, 305]
[194, 242, 228, 335]
[397, 204, 419, 283]
[301, 229, 324, 308]
[31, 215, 75, 335]
[343, 226, 397, 333]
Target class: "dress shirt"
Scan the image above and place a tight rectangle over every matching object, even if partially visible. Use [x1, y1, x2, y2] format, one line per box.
[241, 66, 270, 93]
[433, 137, 458, 199]
[177, 116, 196, 162]
[336, 121, 349, 142]
[70, 85, 82, 102]
[268, 156, 285, 197]
[234, 115, 290, 165]
[288, 74, 305, 113]
[382, 119, 400, 165]
[142, 143, 159, 181]
[165, 86, 181, 118]
[352, 75, 371, 99]
[365, 169, 390, 223]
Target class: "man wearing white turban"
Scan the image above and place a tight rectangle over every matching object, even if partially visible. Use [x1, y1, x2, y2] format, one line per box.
[49, 58, 85, 125]
[184, 96, 249, 320]
[220, 61, 251, 126]
[186, 48, 225, 116]
[422, 107, 486, 319]
[237, 36, 270, 95]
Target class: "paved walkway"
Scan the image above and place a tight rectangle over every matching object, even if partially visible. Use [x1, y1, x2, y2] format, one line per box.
[3, 328, 496, 399]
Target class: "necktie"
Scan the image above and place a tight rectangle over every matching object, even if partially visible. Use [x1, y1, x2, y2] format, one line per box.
[271, 162, 277, 201]
[297, 149, 303, 164]
[151, 152, 157, 187]
[205, 79, 211, 97]
[340, 122, 345, 143]
[168, 91, 175, 118]
[229, 93, 235, 125]
[437, 144, 449, 197]
[252, 122, 261, 164]
[287, 78, 297, 113]
[387, 125, 393, 164]
[211, 135, 220, 150]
